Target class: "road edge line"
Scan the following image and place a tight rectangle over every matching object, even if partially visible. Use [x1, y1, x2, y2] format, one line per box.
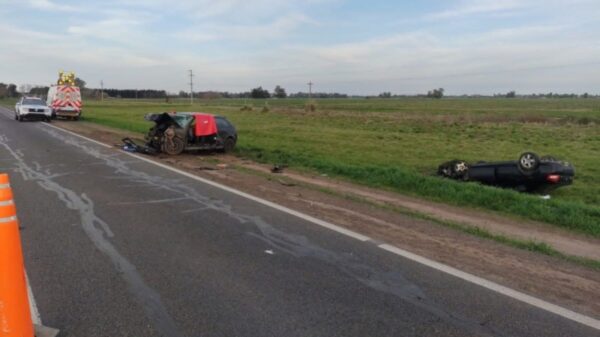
[26, 272, 42, 325]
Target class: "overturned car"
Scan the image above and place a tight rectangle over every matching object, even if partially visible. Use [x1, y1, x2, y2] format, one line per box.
[438, 152, 574, 193]
[142, 112, 237, 155]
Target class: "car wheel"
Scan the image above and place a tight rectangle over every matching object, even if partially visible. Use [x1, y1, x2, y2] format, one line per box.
[17, 115, 23, 122]
[518, 152, 540, 175]
[223, 137, 236, 153]
[162, 136, 185, 155]
[45, 117, 52, 123]
[452, 160, 469, 180]
[14, 113, 18, 120]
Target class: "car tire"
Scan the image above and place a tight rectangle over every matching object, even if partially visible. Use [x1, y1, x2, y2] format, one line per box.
[452, 160, 469, 180]
[518, 152, 540, 175]
[14, 113, 18, 120]
[223, 137, 236, 153]
[162, 136, 185, 155]
[438, 160, 469, 180]
[17, 115, 23, 122]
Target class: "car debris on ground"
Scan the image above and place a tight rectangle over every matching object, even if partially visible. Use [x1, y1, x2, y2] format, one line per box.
[271, 164, 287, 173]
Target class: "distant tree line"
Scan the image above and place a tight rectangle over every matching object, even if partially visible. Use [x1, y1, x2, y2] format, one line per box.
[6, 79, 600, 100]
[173, 86, 347, 99]
[99, 88, 167, 99]
[288, 92, 348, 98]
[492, 91, 595, 99]
[0, 83, 18, 98]
[427, 88, 444, 99]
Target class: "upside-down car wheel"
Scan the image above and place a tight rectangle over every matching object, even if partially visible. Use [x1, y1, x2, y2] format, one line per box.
[518, 152, 540, 175]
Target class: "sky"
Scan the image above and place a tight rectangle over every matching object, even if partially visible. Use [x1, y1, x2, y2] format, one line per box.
[1, 0, 600, 95]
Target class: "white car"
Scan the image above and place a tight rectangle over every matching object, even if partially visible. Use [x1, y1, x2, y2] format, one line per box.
[14, 97, 52, 122]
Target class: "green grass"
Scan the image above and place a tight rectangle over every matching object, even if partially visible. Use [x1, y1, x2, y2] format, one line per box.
[2, 97, 598, 235]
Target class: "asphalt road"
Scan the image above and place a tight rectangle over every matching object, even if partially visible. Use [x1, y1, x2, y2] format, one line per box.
[0, 106, 597, 337]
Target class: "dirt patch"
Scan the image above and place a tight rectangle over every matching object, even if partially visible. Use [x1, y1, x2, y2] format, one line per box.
[53, 120, 600, 318]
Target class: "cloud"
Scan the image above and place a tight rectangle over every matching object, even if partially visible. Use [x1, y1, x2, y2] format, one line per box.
[427, 0, 524, 19]
[176, 14, 313, 42]
[26, 0, 77, 12]
[2, 0, 600, 94]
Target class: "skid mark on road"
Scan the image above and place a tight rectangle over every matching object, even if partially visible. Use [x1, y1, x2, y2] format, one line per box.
[0, 134, 185, 337]
[39, 124, 504, 336]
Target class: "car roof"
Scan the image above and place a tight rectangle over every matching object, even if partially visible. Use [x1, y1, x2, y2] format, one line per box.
[171, 112, 224, 118]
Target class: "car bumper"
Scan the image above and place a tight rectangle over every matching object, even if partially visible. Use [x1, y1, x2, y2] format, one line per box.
[20, 113, 51, 118]
[54, 110, 81, 117]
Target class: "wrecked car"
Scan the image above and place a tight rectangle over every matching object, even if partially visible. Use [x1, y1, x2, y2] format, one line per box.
[144, 112, 237, 155]
[438, 152, 574, 193]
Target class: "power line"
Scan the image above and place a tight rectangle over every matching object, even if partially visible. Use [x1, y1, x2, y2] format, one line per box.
[189, 69, 194, 105]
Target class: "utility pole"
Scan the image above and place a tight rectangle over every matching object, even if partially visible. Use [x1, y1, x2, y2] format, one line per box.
[189, 69, 194, 105]
[100, 80, 104, 101]
[307, 81, 313, 99]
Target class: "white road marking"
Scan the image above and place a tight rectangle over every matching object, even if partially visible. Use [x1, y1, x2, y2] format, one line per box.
[43, 122, 112, 149]
[26, 272, 42, 325]
[3, 111, 598, 331]
[378, 244, 600, 330]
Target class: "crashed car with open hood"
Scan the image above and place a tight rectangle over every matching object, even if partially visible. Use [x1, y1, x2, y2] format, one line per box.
[438, 152, 574, 194]
[142, 112, 237, 155]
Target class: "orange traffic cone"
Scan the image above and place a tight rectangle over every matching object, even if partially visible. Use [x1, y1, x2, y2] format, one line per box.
[0, 173, 34, 337]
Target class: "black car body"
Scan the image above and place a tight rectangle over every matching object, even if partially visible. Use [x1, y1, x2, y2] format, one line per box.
[438, 152, 574, 193]
[144, 112, 237, 155]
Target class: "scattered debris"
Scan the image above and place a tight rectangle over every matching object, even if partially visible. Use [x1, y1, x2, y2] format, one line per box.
[264, 249, 274, 255]
[216, 163, 229, 170]
[121, 138, 157, 155]
[194, 166, 217, 171]
[271, 164, 287, 173]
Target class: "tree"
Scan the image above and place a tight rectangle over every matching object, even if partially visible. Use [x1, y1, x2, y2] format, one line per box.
[74, 77, 86, 89]
[250, 86, 270, 99]
[6, 84, 17, 97]
[29, 86, 49, 96]
[0, 83, 7, 98]
[379, 92, 392, 98]
[506, 91, 516, 98]
[273, 85, 287, 98]
[582, 92, 589, 98]
[427, 88, 444, 99]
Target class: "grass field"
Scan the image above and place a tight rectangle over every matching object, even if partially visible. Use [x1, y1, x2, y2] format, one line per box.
[2, 97, 599, 235]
